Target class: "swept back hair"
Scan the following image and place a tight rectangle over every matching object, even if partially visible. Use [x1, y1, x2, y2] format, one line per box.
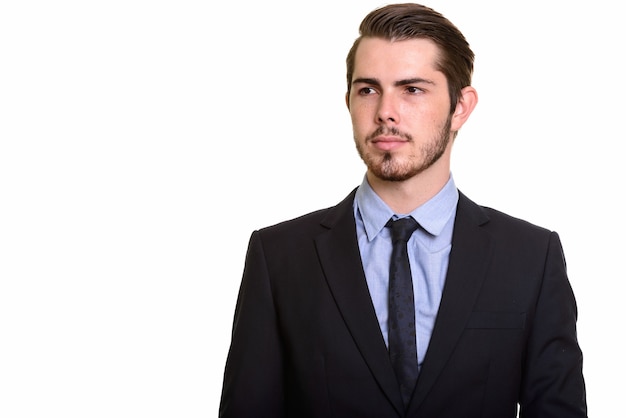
[346, 3, 474, 113]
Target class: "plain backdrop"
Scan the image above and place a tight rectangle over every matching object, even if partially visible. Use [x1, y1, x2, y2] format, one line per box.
[1, 0, 623, 416]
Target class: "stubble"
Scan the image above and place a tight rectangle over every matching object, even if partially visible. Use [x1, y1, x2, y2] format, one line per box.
[355, 115, 453, 182]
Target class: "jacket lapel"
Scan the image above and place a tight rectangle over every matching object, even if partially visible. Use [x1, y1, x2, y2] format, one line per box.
[314, 189, 405, 416]
[409, 192, 494, 412]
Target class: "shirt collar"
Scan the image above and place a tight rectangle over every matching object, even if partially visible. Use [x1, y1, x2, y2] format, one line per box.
[355, 174, 459, 241]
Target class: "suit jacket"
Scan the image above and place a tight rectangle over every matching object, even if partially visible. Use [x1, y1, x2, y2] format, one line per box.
[219, 189, 587, 417]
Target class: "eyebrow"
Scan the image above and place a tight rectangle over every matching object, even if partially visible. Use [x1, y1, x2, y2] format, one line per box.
[352, 77, 436, 87]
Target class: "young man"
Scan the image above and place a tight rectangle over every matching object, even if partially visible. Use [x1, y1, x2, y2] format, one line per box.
[219, 3, 587, 417]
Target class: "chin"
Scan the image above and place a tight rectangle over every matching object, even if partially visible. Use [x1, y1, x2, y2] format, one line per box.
[370, 161, 419, 182]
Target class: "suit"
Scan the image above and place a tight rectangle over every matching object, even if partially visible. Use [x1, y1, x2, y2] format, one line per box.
[219, 188, 587, 417]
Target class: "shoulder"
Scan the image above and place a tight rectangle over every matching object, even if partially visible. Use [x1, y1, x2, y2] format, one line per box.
[459, 192, 551, 231]
[456, 193, 567, 280]
[255, 188, 358, 240]
[457, 191, 557, 248]
[258, 207, 333, 237]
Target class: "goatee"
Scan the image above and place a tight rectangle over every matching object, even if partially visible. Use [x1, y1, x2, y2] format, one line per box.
[355, 115, 453, 182]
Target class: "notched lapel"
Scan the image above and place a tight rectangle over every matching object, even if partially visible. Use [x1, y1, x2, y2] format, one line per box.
[410, 193, 494, 412]
[315, 191, 405, 415]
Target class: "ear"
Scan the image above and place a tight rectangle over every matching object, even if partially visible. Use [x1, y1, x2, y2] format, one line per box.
[345, 92, 350, 110]
[450, 86, 478, 132]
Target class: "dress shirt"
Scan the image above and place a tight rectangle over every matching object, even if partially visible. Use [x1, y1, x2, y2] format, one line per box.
[354, 174, 459, 372]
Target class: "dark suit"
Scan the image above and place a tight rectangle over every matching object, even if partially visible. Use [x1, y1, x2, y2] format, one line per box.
[219, 189, 587, 417]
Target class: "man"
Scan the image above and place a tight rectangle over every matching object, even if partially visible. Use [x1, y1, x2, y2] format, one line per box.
[219, 3, 587, 417]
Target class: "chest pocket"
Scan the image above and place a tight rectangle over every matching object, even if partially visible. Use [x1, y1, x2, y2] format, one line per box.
[466, 311, 526, 329]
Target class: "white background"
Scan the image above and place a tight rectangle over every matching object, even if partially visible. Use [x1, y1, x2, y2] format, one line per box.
[1, 0, 622, 416]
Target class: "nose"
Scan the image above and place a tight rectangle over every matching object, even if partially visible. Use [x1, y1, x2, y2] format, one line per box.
[376, 94, 399, 124]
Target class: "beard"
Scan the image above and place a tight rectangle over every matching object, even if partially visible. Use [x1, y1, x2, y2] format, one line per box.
[354, 114, 453, 182]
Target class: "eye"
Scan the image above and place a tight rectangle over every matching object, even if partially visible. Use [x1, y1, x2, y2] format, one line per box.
[405, 86, 424, 94]
[358, 87, 377, 95]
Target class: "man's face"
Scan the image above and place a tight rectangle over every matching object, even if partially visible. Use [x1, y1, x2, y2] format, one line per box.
[346, 37, 455, 182]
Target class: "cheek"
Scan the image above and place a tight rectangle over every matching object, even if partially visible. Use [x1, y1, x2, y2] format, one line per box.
[349, 107, 367, 130]
[349, 101, 377, 122]
[412, 106, 450, 128]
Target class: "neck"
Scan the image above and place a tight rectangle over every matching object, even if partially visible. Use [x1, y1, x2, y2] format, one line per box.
[366, 166, 450, 215]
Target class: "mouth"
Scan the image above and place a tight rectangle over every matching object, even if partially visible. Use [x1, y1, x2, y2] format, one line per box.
[371, 136, 408, 151]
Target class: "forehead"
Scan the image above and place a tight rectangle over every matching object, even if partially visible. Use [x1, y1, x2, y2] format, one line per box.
[353, 37, 442, 77]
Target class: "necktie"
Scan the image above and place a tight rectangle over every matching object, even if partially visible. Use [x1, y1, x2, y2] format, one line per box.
[386, 216, 420, 407]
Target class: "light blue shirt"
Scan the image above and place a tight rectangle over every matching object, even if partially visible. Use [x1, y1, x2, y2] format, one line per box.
[353, 174, 458, 372]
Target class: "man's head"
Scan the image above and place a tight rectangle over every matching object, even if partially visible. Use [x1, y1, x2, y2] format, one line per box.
[345, 3, 478, 185]
[346, 3, 474, 114]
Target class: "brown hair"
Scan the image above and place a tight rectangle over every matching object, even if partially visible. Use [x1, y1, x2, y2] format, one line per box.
[346, 3, 474, 113]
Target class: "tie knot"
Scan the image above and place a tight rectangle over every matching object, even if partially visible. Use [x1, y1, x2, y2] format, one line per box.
[386, 217, 419, 243]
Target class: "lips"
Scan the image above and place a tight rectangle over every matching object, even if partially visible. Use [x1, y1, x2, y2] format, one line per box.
[372, 136, 408, 151]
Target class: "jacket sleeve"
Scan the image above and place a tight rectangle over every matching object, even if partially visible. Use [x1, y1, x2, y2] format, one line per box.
[219, 231, 285, 418]
[519, 232, 587, 417]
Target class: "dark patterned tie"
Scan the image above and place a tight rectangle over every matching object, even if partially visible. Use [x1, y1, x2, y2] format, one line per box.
[386, 216, 420, 408]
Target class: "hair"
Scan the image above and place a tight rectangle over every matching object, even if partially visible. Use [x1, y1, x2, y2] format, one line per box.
[346, 3, 474, 113]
